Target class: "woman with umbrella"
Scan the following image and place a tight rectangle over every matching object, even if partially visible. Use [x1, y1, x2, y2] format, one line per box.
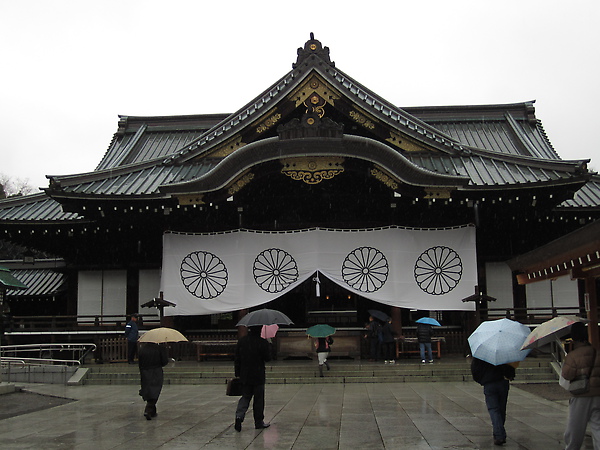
[137, 328, 186, 420]
[307, 324, 336, 377]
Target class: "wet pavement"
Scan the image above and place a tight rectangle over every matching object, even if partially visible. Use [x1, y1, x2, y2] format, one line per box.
[0, 379, 592, 449]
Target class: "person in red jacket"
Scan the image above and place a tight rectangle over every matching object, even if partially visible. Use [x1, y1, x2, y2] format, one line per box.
[562, 322, 600, 449]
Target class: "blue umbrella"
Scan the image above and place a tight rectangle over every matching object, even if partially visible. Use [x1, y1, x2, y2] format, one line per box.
[468, 318, 531, 366]
[416, 317, 441, 327]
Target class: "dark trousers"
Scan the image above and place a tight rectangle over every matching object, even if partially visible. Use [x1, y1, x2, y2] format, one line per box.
[235, 383, 265, 425]
[483, 379, 510, 441]
[383, 342, 395, 360]
[369, 338, 380, 360]
[127, 340, 138, 363]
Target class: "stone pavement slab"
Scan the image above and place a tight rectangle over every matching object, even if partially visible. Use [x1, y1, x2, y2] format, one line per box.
[0, 381, 593, 449]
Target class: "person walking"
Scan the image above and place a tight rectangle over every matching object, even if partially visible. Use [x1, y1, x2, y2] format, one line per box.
[138, 342, 169, 420]
[124, 313, 140, 364]
[416, 321, 434, 363]
[381, 318, 396, 364]
[315, 335, 333, 377]
[562, 321, 600, 449]
[471, 357, 515, 446]
[234, 325, 272, 432]
[364, 316, 382, 361]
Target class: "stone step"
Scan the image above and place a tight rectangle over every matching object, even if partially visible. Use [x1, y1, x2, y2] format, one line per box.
[82, 357, 557, 385]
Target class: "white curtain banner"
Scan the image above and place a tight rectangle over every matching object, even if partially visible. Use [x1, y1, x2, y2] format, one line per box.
[161, 226, 477, 316]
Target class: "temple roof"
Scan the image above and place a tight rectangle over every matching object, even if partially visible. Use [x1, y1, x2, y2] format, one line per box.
[0, 35, 597, 224]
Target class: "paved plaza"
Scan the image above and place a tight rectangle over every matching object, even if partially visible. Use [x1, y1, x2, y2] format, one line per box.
[0, 379, 593, 449]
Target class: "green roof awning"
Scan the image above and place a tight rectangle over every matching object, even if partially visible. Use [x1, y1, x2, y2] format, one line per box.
[0, 266, 28, 290]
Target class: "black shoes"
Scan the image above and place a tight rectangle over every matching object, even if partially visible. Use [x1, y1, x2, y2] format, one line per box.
[494, 439, 506, 446]
[235, 418, 269, 431]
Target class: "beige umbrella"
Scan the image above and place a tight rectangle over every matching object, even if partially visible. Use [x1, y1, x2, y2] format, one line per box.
[520, 316, 588, 350]
[138, 327, 188, 343]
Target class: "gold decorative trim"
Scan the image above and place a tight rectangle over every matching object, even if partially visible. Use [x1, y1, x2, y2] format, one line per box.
[176, 194, 205, 205]
[281, 157, 344, 185]
[424, 188, 452, 199]
[256, 113, 282, 134]
[370, 167, 399, 190]
[288, 74, 339, 107]
[349, 110, 376, 130]
[386, 131, 425, 152]
[227, 172, 255, 195]
[207, 135, 246, 158]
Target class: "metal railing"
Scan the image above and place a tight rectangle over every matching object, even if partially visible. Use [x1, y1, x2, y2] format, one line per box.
[0, 343, 96, 384]
[1, 343, 97, 365]
[6, 314, 160, 331]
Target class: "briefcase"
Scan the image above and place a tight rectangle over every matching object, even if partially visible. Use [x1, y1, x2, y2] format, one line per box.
[226, 377, 243, 396]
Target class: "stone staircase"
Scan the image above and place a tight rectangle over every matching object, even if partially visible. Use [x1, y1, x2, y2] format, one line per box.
[80, 355, 557, 386]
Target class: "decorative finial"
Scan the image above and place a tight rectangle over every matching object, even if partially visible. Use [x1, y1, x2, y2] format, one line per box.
[293, 33, 334, 69]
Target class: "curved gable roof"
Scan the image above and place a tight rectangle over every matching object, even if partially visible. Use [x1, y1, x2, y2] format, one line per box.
[22, 35, 595, 207]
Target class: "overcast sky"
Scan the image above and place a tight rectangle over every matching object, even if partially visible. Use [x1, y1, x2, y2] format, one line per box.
[1, 0, 599, 190]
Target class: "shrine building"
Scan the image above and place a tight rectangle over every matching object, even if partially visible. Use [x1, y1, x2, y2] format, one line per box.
[1, 35, 599, 354]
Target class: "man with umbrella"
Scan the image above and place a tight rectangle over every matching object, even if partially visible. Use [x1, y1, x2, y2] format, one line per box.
[234, 325, 272, 432]
[416, 317, 440, 364]
[468, 318, 531, 446]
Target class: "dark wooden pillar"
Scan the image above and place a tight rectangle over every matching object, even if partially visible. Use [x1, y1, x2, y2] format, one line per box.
[391, 306, 402, 337]
[237, 309, 249, 338]
[585, 276, 599, 349]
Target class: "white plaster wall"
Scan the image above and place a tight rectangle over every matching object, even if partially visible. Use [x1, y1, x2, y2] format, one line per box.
[485, 262, 513, 309]
[138, 269, 161, 311]
[486, 262, 580, 313]
[77, 270, 126, 321]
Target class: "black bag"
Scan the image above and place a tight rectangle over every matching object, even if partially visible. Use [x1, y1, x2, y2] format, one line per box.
[226, 377, 243, 396]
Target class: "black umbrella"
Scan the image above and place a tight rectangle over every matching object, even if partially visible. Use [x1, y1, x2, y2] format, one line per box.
[368, 309, 389, 322]
[236, 309, 294, 327]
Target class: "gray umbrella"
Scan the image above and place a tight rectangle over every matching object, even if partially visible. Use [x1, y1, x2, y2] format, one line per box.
[236, 309, 294, 327]
[368, 309, 390, 322]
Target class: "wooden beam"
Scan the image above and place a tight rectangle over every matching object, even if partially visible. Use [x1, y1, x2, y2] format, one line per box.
[585, 277, 599, 349]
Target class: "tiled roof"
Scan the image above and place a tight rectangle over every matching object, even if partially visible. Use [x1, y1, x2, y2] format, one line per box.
[48, 160, 217, 197]
[0, 193, 82, 223]
[96, 114, 227, 171]
[1, 36, 598, 223]
[557, 176, 600, 210]
[406, 149, 587, 188]
[6, 267, 65, 297]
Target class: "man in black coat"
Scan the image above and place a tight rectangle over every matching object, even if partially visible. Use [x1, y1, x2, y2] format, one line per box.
[138, 342, 169, 420]
[234, 325, 272, 432]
